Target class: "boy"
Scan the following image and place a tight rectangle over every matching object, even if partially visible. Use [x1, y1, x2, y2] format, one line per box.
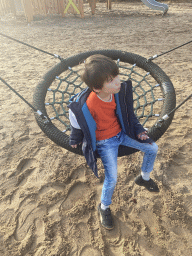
[68, 54, 159, 230]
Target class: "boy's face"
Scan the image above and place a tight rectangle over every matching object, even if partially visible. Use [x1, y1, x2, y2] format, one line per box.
[95, 75, 121, 95]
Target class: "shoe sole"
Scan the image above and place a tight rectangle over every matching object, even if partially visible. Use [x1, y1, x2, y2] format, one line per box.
[135, 177, 159, 192]
[135, 182, 159, 192]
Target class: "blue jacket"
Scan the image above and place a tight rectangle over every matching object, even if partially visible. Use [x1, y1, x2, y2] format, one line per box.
[68, 80, 153, 177]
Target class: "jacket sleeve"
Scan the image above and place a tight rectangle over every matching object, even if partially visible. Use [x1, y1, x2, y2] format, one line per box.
[69, 125, 84, 146]
[69, 109, 84, 145]
[127, 81, 146, 136]
[69, 109, 81, 129]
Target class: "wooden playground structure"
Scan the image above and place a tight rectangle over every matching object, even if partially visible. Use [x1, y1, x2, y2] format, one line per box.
[0, 0, 112, 21]
[0, 0, 168, 22]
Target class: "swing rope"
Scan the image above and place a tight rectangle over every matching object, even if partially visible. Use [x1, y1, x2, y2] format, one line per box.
[0, 32, 191, 129]
[0, 77, 50, 123]
[156, 92, 192, 127]
[0, 32, 64, 61]
[148, 39, 192, 61]
[1, 32, 191, 64]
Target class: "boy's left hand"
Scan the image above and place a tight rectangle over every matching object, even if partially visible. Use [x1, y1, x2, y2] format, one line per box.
[137, 131, 149, 140]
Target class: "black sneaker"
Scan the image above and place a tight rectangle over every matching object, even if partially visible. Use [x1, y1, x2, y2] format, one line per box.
[98, 203, 114, 230]
[135, 175, 159, 192]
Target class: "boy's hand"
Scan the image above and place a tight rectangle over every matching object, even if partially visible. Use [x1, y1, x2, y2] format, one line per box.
[71, 144, 77, 148]
[138, 131, 149, 140]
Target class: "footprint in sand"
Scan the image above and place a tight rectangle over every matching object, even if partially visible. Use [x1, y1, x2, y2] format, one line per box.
[70, 221, 102, 256]
[61, 182, 90, 212]
[80, 245, 101, 256]
[15, 158, 37, 187]
[183, 195, 192, 217]
[34, 218, 45, 245]
[1, 158, 37, 197]
[70, 167, 86, 182]
[73, 222, 91, 246]
[14, 199, 46, 241]
[16, 158, 36, 174]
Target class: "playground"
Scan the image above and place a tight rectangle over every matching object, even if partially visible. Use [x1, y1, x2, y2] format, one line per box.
[0, 1, 192, 255]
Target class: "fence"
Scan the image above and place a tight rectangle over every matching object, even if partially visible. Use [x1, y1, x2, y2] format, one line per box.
[0, 0, 84, 22]
[0, 0, 16, 16]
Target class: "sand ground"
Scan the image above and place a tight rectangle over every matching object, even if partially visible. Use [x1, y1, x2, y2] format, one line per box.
[0, 1, 192, 255]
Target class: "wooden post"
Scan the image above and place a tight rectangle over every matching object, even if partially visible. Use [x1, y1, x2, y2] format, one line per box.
[88, 0, 96, 15]
[0, 0, 6, 15]
[78, 0, 84, 18]
[0, 1, 4, 16]
[0, 0, 17, 16]
[59, 0, 65, 17]
[58, 0, 63, 15]
[21, 0, 34, 22]
[37, 0, 47, 15]
[7, 0, 17, 16]
[107, 0, 111, 10]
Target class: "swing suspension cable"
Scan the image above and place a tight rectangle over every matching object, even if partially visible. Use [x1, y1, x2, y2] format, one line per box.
[156, 92, 192, 127]
[148, 40, 192, 61]
[0, 32, 64, 61]
[0, 77, 50, 123]
[0, 32, 191, 126]
[0, 32, 191, 63]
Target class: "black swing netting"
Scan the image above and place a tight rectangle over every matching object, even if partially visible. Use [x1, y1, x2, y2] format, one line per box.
[33, 50, 176, 156]
[45, 62, 162, 131]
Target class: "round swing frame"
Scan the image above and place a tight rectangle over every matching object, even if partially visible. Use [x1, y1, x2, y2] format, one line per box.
[33, 50, 176, 156]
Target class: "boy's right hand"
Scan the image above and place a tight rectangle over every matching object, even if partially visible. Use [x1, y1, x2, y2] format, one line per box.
[137, 131, 149, 140]
[71, 144, 77, 148]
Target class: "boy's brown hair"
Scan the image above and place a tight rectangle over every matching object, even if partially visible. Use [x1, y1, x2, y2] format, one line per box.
[81, 54, 119, 91]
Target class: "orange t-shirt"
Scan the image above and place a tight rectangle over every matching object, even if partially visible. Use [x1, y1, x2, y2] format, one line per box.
[86, 92, 122, 141]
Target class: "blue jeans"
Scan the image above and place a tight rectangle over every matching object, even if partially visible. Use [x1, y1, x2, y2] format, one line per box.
[96, 130, 158, 207]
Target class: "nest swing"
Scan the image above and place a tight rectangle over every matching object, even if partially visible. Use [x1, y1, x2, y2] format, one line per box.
[33, 50, 176, 156]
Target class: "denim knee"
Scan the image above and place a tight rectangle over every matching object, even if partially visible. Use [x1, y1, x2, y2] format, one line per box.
[106, 175, 117, 188]
[152, 143, 158, 155]
[147, 143, 158, 157]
